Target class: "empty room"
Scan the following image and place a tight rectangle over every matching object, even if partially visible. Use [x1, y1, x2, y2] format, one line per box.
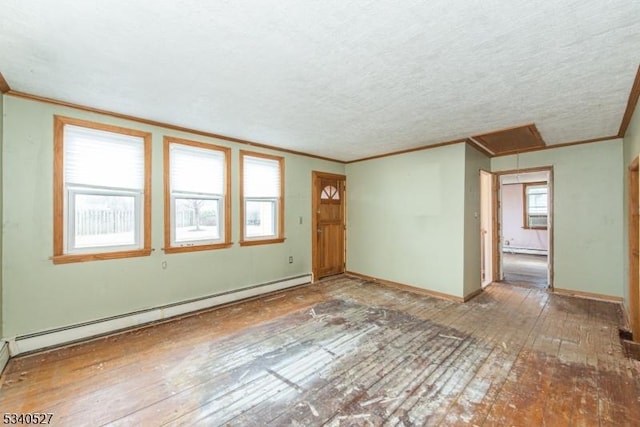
[1, 1, 640, 425]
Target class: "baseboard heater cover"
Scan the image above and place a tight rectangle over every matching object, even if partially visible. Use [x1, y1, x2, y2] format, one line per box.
[8, 273, 312, 356]
[502, 247, 548, 256]
[0, 341, 9, 375]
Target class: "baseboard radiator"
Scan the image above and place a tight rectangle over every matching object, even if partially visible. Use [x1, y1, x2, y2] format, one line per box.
[6, 273, 312, 357]
[0, 341, 9, 375]
[502, 247, 548, 256]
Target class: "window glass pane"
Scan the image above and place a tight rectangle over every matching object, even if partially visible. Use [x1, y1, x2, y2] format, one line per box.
[174, 198, 220, 243]
[245, 200, 276, 237]
[321, 185, 339, 200]
[243, 156, 280, 198]
[74, 194, 136, 248]
[65, 125, 144, 190]
[527, 186, 548, 215]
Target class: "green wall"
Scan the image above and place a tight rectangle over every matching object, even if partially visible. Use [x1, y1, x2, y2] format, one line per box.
[623, 96, 640, 312]
[2, 96, 344, 338]
[1, 92, 629, 340]
[346, 143, 471, 298]
[492, 140, 624, 298]
[463, 145, 491, 297]
[0, 92, 4, 338]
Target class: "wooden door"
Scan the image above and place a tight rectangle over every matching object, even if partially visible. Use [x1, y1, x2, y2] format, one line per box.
[312, 172, 346, 279]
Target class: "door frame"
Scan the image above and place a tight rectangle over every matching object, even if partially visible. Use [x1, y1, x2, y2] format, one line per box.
[479, 169, 499, 286]
[492, 166, 554, 289]
[628, 157, 639, 339]
[312, 171, 347, 281]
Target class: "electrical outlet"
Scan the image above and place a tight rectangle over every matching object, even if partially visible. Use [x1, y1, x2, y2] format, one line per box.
[289, 256, 293, 264]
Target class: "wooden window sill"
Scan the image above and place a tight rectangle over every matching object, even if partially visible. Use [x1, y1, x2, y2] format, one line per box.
[52, 249, 152, 264]
[239, 238, 285, 247]
[163, 242, 233, 254]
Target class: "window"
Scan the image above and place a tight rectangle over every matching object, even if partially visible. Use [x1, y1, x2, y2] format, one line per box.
[53, 116, 151, 264]
[164, 137, 231, 253]
[240, 151, 285, 245]
[524, 182, 548, 229]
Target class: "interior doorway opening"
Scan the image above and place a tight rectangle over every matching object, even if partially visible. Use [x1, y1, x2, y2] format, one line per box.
[480, 167, 554, 290]
[498, 169, 552, 289]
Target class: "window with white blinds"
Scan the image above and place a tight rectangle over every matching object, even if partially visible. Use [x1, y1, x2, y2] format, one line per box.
[64, 125, 145, 191]
[240, 151, 284, 244]
[53, 117, 151, 263]
[166, 139, 230, 251]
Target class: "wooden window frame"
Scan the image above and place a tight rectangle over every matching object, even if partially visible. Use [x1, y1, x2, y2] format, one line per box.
[239, 150, 285, 246]
[52, 116, 152, 264]
[522, 181, 548, 230]
[163, 136, 232, 254]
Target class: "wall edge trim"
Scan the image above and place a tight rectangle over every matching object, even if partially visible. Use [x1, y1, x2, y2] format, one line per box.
[5, 90, 343, 164]
[0, 71, 10, 93]
[345, 271, 464, 303]
[553, 287, 624, 303]
[619, 64, 640, 137]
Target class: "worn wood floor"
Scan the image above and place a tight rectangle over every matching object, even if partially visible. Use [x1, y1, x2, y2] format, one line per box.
[502, 253, 548, 288]
[1, 275, 639, 426]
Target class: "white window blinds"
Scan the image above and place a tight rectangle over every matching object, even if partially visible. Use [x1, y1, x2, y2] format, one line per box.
[170, 144, 225, 195]
[243, 155, 280, 198]
[64, 125, 145, 190]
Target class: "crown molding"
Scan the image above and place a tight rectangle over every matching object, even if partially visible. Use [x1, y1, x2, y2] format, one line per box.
[0, 72, 10, 93]
[5, 90, 344, 164]
[619, 64, 640, 138]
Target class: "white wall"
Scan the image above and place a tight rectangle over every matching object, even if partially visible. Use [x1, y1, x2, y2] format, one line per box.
[1, 96, 344, 338]
[480, 171, 493, 286]
[501, 183, 548, 252]
[492, 140, 624, 297]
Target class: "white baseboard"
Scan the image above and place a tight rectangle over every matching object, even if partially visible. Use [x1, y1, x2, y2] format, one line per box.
[8, 273, 312, 357]
[502, 247, 548, 256]
[0, 341, 9, 375]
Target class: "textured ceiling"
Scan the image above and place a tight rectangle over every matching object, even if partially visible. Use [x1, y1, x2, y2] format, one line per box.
[1, 0, 639, 161]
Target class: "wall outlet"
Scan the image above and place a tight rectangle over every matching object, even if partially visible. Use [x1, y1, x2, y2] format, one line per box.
[289, 256, 293, 264]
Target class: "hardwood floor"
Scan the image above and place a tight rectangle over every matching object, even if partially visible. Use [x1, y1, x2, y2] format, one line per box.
[502, 252, 548, 288]
[1, 275, 638, 426]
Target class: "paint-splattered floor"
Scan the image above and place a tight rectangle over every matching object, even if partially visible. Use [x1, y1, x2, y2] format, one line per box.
[1, 275, 638, 426]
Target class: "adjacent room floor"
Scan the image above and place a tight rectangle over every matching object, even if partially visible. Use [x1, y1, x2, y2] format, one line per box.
[1, 275, 638, 426]
[502, 252, 548, 289]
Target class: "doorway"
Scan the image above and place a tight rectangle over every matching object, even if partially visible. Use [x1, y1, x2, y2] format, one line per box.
[498, 169, 552, 289]
[480, 167, 554, 290]
[312, 172, 346, 280]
